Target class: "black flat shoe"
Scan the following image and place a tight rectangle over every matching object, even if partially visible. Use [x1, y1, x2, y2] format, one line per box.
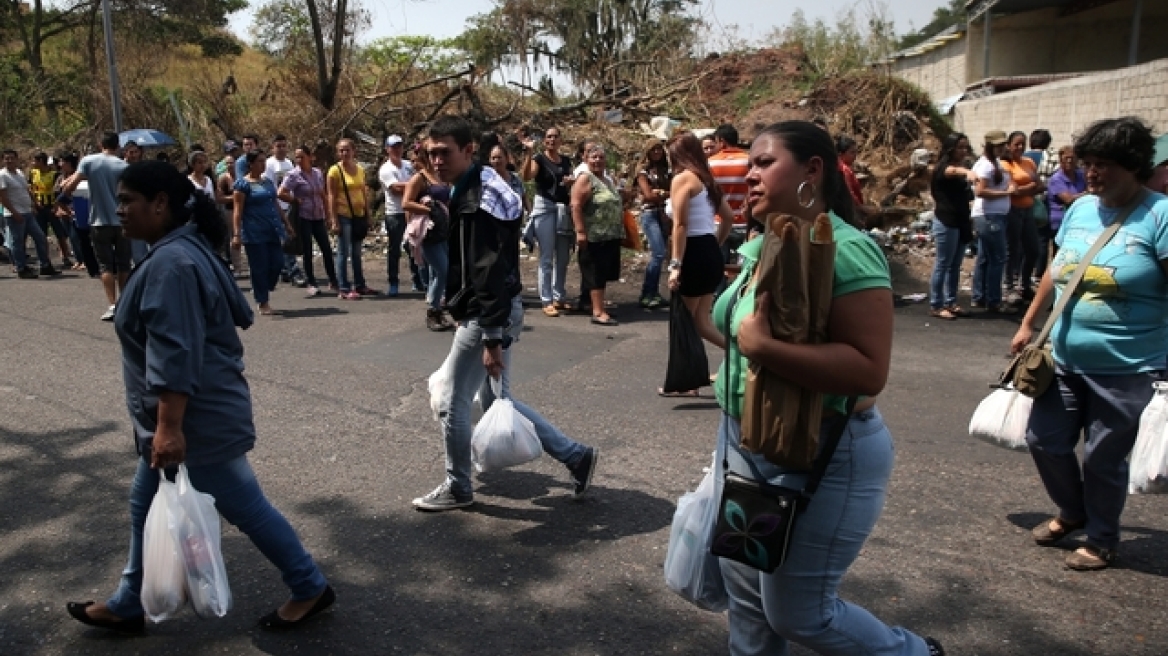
[258, 585, 335, 630]
[66, 601, 145, 635]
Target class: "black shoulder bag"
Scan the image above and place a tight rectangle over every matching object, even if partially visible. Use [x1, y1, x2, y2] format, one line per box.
[709, 261, 856, 573]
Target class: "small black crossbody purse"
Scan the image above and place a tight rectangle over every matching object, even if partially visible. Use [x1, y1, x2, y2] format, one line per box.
[709, 259, 855, 573]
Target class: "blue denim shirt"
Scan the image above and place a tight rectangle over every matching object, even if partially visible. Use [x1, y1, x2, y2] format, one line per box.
[115, 225, 258, 466]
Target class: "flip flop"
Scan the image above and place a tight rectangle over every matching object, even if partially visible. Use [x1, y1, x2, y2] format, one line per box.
[658, 388, 700, 398]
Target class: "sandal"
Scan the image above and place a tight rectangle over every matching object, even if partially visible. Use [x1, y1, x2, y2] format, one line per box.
[543, 305, 560, 317]
[945, 305, 968, 317]
[658, 388, 700, 398]
[929, 308, 957, 320]
[591, 315, 618, 326]
[1032, 517, 1085, 546]
[1065, 545, 1115, 571]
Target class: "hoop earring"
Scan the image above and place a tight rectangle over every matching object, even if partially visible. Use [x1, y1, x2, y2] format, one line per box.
[797, 181, 816, 209]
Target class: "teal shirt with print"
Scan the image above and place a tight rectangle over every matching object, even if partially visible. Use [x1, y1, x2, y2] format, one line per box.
[713, 212, 891, 418]
[1050, 192, 1168, 374]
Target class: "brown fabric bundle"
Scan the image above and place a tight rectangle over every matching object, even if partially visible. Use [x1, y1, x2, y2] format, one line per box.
[739, 213, 836, 469]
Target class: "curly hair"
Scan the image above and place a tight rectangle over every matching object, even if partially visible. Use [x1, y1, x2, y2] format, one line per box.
[1073, 116, 1155, 182]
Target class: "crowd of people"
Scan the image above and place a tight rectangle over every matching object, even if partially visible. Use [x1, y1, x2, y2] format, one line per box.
[4, 110, 1163, 656]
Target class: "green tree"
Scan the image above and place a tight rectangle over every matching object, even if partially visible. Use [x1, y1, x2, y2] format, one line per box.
[251, 0, 369, 109]
[775, 6, 898, 81]
[459, 0, 701, 90]
[898, 0, 966, 50]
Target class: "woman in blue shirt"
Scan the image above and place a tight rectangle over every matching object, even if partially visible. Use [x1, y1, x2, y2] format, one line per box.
[232, 150, 296, 315]
[1012, 117, 1168, 571]
[66, 161, 333, 634]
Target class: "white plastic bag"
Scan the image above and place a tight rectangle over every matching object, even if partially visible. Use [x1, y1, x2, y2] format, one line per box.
[1130, 382, 1168, 494]
[968, 386, 1032, 451]
[471, 378, 541, 472]
[428, 361, 453, 422]
[141, 471, 187, 622]
[664, 453, 727, 612]
[173, 465, 232, 618]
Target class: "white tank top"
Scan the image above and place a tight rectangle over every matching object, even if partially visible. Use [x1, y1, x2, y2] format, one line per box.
[686, 188, 717, 236]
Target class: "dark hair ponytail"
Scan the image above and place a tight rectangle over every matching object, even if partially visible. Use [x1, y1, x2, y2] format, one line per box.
[119, 160, 228, 251]
[757, 120, 859, 228]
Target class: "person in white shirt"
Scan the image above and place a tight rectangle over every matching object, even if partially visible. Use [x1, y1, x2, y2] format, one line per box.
[264, 134, 306, 287]
[378, 134, 416, 296]
[0, 149, 55, 278]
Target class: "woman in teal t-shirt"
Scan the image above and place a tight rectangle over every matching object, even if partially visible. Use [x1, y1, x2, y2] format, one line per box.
[1011, 117, 1168, 572]
[711, 121, 943, 656]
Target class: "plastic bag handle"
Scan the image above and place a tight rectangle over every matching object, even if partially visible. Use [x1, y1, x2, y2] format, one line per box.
[490, 376, 503, 399]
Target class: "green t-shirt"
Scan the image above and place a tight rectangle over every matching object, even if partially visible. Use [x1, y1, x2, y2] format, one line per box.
[712, 212, 891, 418]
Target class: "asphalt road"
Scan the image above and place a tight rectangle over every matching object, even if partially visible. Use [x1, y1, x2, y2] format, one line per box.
[0, 258, 1165, 656]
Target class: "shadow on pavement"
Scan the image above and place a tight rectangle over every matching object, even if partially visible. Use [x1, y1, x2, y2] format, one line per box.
[273, 306, 349, 319]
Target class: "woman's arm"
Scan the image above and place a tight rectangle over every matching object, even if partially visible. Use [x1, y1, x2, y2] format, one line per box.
[401, 173, 430, 215]
[670, 172, 700, 262]
[975, 176, 1016, 199]
[231, 190, 245, 245]
[276, 179, 296, 205]
[520, 143, 538, 181]
[736, 287, 894, 396]
[151, 391, 189, 468]
[325, 169, 340, 229]
[715, 198, 735, 245]
[570, 175, 592, 250]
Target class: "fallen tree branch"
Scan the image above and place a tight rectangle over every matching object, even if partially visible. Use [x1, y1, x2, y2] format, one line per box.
[362, 66, 476, 101]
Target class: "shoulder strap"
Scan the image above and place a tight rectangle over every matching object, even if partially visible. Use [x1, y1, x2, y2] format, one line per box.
[333, 164, 357, 218]
[802, 397, 857, 497]
[1034, 190, 1147, 346]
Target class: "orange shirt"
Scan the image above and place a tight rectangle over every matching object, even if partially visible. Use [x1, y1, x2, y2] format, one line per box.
[1001, 158, 1037, 209]
[709, 147, 749, 224]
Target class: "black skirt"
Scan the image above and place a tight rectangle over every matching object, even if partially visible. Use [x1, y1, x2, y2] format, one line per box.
[678, 233, 723, 297]
[579, 239, 622, 291]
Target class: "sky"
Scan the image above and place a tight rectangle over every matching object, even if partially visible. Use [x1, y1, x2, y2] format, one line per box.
[231, 0, 947, 48]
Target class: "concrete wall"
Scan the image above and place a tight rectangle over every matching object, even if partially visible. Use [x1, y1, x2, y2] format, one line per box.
[890, 36, 967, 102]
[964, 0, 1168, 82]
[952, 58, 1168, 150]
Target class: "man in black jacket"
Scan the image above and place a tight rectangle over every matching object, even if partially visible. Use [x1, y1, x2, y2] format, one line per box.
[412, 116, 599, 512]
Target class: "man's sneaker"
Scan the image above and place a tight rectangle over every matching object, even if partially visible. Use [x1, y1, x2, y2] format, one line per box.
[304, 286, 320, 298]
[412, 482, 473, 512]
[40, 265, 59, 277]
[647, 295, 665, 309]
[100, 305, 116, 321]
[293, 275, 309, 288]
[568, 447, 599, 498]
[17, 267, 39, 279]
[925, 637, 946, 656]
[386, 282, 399, 297]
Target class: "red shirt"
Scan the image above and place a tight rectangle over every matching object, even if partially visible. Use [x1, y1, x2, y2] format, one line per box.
[839, 161, 863, 207]
[709, 147, 750, 224]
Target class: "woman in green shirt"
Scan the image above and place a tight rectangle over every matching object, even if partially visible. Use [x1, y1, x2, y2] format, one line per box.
[570, 144, 625, 326]
[712, 121, 944, 656]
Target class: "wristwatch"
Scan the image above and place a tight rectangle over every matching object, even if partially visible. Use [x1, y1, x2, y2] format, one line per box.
[483, 338, 503, 349]
[668, 258, 682, 272]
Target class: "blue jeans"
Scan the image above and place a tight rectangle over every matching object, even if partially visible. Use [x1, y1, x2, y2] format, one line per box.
[7, 212, 51, 271]
[1005, 206, 1040, 291]
[384, 213, 414, 286]
[106, 457, 327, 619]
[334, 216, 366, 292]
[437, 296, 588, 499]
[421, 240, 449, 311]
[531, 197, 573, 304]
[243, 241, 284, 305]
[929, 219, 963, 310]
[718, 412, 930, 656]
[639, 208, 667, 299]
[971, 213, 1007, 307]
[1026, 367, 1163, 550]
